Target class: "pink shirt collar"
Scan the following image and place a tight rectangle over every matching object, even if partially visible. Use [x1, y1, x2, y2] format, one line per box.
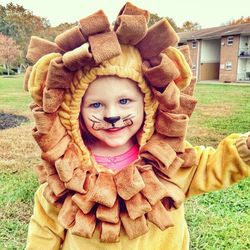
[93, 144, 139, 171]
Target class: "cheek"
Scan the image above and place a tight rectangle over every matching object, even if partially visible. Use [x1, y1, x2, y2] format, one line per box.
[137, 110, 145, 128]
[132, 104, 144, 129]
[81, 109, 93, 131]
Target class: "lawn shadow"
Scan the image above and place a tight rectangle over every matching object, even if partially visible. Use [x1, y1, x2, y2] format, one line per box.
[0, 112, 29, 130]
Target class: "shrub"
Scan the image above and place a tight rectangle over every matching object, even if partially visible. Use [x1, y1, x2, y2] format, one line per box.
[0, 66, 15, 75]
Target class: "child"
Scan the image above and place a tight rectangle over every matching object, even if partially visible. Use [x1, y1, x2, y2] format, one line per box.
[24, 2, 250, 249]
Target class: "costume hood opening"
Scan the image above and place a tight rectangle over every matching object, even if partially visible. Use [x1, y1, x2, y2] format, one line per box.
[58, 45, 158, 167]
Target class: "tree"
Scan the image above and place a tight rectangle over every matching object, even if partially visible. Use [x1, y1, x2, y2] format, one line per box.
[148, 13, 162, 27]
[148, 13, 179, 31]
[42, 22, 77, 42]
[167, 17, 179, 32]
[0, 3, 50, 61]
[229, 16, 250, 25]
[0, 33, 21, 76]
[179, 21, 201, 32]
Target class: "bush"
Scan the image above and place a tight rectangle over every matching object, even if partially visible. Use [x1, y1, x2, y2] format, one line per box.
[0, 66, 16, 75]
[11, 67, 18, 73]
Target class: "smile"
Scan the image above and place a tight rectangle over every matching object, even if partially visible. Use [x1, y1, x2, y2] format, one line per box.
[103, 127, 126, 134]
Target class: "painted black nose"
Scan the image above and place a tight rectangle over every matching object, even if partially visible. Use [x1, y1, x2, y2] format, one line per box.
[104, 116, 121, 124]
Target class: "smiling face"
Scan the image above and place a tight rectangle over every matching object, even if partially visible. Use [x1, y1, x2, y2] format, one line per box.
[81, 76, 144, 151]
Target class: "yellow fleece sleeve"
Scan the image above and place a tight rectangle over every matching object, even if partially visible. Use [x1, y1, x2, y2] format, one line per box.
[25, 184, 65, 250]
[173, 133, 250, 198]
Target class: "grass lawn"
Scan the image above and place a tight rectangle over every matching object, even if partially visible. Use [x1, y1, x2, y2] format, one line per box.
[0, 76, 250, 249]
[0, 75, 32, 114]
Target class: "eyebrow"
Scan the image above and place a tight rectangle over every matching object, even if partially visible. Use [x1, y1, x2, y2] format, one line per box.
[85, 93, 136, 102]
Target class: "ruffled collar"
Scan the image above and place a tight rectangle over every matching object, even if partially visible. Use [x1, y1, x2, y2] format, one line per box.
[31, 75, 198, 242]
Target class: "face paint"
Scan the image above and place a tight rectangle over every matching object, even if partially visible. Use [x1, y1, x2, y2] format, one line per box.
[123, 114, 135, 126]
[104, 116, 121, 124]
[81, 76, 144, 149]
[89, 114, 135, 130]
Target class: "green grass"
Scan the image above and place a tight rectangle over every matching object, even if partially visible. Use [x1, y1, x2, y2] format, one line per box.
[186, 179, 250, 250]
[0, 76, 250, 249]
[0, 75, 32, 112]
[186, 83, 250, 250]
[0, 172, 38, 250]
[187, 83, 250, 147]
[195, 84, 250, 132]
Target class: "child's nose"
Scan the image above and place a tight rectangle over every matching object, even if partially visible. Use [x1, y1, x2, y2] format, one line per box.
[104, 105, 120, 120]
[104, 116, 121, 124]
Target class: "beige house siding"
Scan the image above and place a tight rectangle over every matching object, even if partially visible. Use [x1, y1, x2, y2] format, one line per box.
[200, 39, 221, 80]
[219, 35, 240, 82]
[178, 24, 250, 83]
[187, 40, 201, 80]
[200, 63, 220, 80]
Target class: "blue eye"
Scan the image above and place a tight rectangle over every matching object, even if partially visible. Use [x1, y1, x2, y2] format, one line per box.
[90, 102, 102, 109]
[119, 99, 130, 105]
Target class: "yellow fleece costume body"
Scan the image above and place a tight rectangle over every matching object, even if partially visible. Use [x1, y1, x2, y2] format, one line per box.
[24, 2, 250, 249]
[27, 134, 250, 250]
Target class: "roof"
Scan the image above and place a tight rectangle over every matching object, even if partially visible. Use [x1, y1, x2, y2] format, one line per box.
[178, 23, 250, 42]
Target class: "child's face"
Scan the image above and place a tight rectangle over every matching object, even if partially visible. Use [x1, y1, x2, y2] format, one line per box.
[81, 76, 144, 148]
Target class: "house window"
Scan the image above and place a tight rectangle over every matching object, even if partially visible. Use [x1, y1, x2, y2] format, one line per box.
[192, 64, 196, 70]
[227, 36, 234, 45]
[225, 61, 232, 70]
[192, 41, 197, 48]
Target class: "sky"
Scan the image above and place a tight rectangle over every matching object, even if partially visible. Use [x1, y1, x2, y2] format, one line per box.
[1, 0, 250, 29]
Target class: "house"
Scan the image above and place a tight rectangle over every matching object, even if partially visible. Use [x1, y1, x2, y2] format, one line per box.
[178, 23, 250, 82]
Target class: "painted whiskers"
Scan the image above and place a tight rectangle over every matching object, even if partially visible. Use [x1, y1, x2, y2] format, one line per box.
[89, 114, 135, 130]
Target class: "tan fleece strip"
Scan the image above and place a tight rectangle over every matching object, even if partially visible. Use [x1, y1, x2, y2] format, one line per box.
[64, 93, 72, 102]
[164, 47, 192, 90]
[236, 134, 250, 165]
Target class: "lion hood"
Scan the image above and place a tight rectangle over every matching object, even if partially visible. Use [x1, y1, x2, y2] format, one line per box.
[25, 2, 198, 243]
